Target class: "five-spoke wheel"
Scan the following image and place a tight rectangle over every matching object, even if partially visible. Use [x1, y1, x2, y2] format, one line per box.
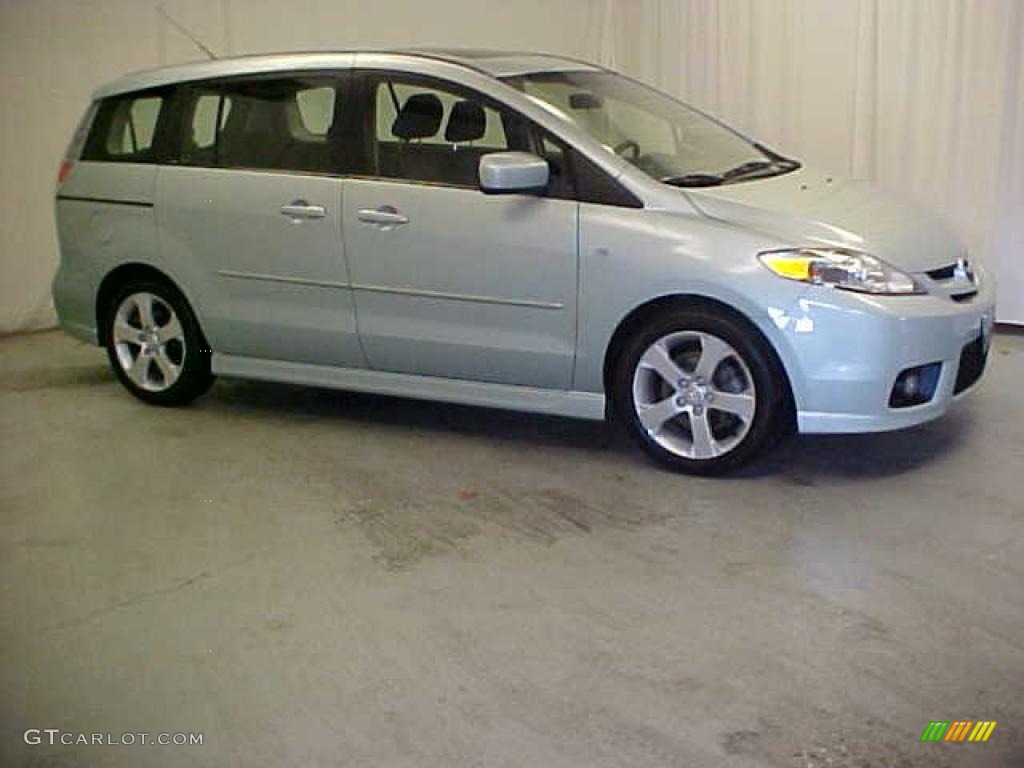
[104, 279, 213, 405]
[633, 331, 756, 460]
[112, 292, 186, 392]
[613, 304, 789, 474]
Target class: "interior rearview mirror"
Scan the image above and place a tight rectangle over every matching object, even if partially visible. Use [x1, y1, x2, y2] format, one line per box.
[569, 92, 604, 109]
[478, 152, 550, 195]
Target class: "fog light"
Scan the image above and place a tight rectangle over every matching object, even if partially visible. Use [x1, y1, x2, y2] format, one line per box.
[889, 363, 941, 408]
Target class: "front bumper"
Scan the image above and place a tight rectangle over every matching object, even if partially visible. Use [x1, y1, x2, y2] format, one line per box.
[777, 269, 996, 434]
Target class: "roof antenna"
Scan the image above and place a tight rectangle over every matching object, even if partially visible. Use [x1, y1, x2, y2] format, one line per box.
[157, 4, 218, 60]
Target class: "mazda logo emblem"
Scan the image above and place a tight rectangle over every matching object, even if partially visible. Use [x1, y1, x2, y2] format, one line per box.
[954, 256, 974, 283]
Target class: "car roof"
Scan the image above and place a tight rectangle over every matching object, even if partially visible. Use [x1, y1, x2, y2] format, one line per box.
[92, 48, 601, 99]
[409, 48, 601, 76]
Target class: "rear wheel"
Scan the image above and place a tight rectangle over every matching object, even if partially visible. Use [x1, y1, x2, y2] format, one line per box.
[104, 280, 213, 406]
[611, 305, 788, 474]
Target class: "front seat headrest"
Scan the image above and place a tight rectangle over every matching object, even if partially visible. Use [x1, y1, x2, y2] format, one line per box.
[392, 93, 443, 141]
[444, 100, 486, 143]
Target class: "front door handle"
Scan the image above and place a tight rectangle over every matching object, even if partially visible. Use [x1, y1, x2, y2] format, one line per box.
[280, 199, 326, 220]
[358, 206, 409, 227]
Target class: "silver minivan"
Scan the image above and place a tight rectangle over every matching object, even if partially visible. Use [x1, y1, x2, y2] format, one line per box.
[53, 49, 995, 473]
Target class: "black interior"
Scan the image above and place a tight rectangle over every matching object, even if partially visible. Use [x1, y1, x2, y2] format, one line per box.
[378, 92, 505, 187]
[444, 100, 486, 142]
[391, 93, 443, 140]
[180, 79, 341, 173]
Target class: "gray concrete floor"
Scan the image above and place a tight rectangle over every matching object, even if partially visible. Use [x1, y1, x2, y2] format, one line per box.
[1, 330, 1022, 768]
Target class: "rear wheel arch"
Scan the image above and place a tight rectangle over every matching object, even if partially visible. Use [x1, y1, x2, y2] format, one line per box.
[602, 294, 797, 431]
[96, 264, 203, 347]
[99, 268, 214, 406]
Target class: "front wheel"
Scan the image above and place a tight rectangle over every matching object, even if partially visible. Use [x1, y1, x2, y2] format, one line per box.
[611, 306, 789, 474]
[104, 280, 214, 406]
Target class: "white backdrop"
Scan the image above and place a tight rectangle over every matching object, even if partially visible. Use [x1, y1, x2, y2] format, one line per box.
[0, 0, 606, 334]
[0, 0, 1021, 333]
[599, 0, 1024, 322]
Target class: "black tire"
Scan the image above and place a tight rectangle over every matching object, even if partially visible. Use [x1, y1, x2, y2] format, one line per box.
[104, 278, 214, 406]
[611, 304, 790, 475]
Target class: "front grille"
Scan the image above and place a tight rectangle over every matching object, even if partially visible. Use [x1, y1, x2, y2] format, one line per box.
[926, 257, 978, 303]
[953, 335, 988, 394]
[927, 264, 956, 281]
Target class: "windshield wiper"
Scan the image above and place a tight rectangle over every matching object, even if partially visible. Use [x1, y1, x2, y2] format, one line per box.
[721, 160, 777, 180]
[661, 173, 724, 188]
[663, 155, 801, 188]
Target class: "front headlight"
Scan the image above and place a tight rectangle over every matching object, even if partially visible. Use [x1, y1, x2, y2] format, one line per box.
[758, 248, 924, 295]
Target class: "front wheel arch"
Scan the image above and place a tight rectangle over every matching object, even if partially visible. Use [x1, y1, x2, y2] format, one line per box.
[603, 294, 797, 434]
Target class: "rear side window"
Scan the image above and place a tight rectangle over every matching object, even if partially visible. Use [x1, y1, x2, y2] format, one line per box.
[191, 94, 227, 150]
[296, 86, 336, 135]
[182, 90, 232, 164]
[81, 90, 171, 163]
[179, 76, 343, 174]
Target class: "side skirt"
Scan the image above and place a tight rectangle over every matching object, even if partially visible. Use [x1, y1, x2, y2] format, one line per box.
[212, 354, 607, 421]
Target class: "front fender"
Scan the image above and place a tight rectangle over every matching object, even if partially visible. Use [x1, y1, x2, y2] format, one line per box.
[575, 206, 812, 410]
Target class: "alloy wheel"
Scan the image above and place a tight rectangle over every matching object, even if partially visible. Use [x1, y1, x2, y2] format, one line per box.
[631, 330, 757, 460]
[111, 292, 187, 392]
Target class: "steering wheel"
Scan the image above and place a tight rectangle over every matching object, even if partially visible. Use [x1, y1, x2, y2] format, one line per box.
[613, 140, 641, 161]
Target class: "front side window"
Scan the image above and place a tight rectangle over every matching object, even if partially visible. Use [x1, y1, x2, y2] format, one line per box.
[503, 71, 799, 187]
[368, 76, 528, 187]
[180, 76, 342, 174]
[359, 73, 640, 207]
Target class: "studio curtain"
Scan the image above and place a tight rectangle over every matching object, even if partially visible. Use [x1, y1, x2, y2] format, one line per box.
[598, 0, 1023, 322]
[0, 0, 608, 334]
[1, 0, 1020, 334]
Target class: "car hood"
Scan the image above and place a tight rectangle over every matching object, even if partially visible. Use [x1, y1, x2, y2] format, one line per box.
[685, 166, 961, 272]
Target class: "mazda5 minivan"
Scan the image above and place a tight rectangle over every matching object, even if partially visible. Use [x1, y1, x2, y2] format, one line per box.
[53, 50, 995, 473]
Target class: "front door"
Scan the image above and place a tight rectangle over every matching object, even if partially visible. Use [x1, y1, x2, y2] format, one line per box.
[157, 73, 363, 367]
[341, 73, 578, 389]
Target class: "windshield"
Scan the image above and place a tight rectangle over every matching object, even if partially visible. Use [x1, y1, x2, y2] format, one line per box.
[502, 70, 798, 187]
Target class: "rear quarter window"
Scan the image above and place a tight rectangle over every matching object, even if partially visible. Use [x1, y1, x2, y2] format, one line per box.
[81, 89, 172, 163]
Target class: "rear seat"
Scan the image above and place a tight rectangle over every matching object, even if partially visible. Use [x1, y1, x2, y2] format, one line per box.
[218, 98, 332, 172]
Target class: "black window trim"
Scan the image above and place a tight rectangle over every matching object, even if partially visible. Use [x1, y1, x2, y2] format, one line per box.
[78, 67, 644, 208]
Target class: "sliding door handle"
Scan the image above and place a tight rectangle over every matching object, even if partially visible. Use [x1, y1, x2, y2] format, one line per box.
[280, 200, 326, 220]
[357, 206, 409, 227]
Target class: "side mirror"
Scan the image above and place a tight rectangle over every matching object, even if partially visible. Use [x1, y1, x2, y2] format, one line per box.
[479, 152, 549, 195]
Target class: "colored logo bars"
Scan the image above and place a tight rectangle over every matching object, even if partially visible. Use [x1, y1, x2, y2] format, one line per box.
[920, 721, 997, 742]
